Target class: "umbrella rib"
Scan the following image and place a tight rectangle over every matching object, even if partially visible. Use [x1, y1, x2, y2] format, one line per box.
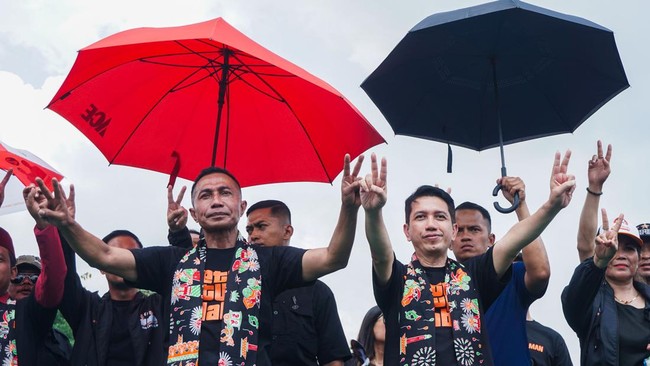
[229, 51, 333, 183]
[108, 65, 209, 164]
[228, 69, 285, 102]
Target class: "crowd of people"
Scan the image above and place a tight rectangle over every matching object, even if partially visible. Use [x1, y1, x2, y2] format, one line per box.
[0, 140, 648, 365]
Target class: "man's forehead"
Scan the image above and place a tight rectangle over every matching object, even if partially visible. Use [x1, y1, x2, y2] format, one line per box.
[411, 196, 450, 213]
[196, 173, 240, 191]
[247, 208, 279, 224]
[456, 209, 488, 226]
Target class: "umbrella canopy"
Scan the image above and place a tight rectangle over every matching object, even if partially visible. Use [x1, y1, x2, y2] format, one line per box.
[361, 0, 628, 212]
[48, 18, 384, 187]
[0, 141, 63, 190]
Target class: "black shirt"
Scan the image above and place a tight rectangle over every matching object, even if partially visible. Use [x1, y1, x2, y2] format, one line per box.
[107, 300, 136, 366]
[617, 303, 650, 365]
[270, 281, 351, 365]
[129, 244, 306, 366]
[373, 248, 505, 366]
[526, 320, 572, 366]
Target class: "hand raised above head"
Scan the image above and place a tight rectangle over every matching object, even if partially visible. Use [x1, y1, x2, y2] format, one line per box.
[167, 185, 188, 232]
[0, 169, 12, 208]
[359, 153, 387, 212]
[548, 150, 576, 210]
[497, 176, 526, 204]
[341, 154, 364, 208]
[33, 178, 76, 228]
[587, 140, 612, 189]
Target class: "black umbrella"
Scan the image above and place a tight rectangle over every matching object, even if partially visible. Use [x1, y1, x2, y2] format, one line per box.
[361, 0, 628, 213]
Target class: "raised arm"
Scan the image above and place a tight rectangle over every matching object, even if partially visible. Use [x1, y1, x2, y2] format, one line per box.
[34, 178, 138, 282]
[359, 154, 393, 285]
[577, 141, 611, 262]
[302, 154, 364, 282]
[0, 169, 12, 208]
[491, 151, 576, 276]
[498, 177, 550, 296]
[167, 185, 193, 248]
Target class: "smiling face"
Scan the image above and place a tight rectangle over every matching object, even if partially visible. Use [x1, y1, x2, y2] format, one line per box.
[403, 196, 457, 264]
[606, 236, 640, 283]
[452, 209, 495, 262]
[190, 172, 247, 234]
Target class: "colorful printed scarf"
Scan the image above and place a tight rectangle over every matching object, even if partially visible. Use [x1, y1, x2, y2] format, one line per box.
[0, 299, 17, 365]
[400, 254, 485, 366]
[166, 236, 261, 366]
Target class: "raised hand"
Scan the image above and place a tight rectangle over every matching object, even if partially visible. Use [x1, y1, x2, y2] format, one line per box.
[33, 178, 76, 228]
[593, 209, 623, 267]
[359, 153, 387, 212]
[498, 176, 526, 205]
[167, 185, 188, 232]
[0, 169, 12, 208]
[548, 150, 576, 210]
[341, 154, 364, 208]
[587, 140, 612, 191]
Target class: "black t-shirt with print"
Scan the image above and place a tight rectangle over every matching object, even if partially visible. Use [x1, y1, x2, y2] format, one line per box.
[129, 243, 306, 366]
[526, 320, 572, 366]
[424, 267, 455, 366]
[107, 299, 137, 366]
[373, 247, 505, 366]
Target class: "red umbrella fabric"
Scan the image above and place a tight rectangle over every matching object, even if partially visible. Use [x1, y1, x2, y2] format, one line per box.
[47, 18, 384, 187]
[0, 140, 63, 191]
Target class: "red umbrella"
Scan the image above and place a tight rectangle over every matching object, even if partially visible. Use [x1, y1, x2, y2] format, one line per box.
[47, 18, 384, 187]
[0, 141, 63, 190]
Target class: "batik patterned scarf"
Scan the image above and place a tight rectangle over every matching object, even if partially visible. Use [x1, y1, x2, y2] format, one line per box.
[400, 254, 486, 366]
[0, 300, 17, 365]
[167, 235, 261, 366]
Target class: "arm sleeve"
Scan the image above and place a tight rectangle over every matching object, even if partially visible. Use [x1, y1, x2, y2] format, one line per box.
[561, 258, 605, 336]
[313, 281, 352, 364]
[372, 254, 403, 313]
[33, 225, 67, 308]
[269, 246, 307, 295]
[168, 227, 193, 248]
[58, 231, 95, 333]
[128, 246, 185, 295]
[464, 247, 509, 311]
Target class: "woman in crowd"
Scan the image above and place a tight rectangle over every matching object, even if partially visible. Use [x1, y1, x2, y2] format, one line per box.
[348, 306, 385, 366]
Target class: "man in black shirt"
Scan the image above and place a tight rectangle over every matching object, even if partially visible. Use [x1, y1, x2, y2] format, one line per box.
[526, 312, 573, 366]
[358, 152, 576, 366]
[245, 200, 351, 366]
[34, 154, 364, 366]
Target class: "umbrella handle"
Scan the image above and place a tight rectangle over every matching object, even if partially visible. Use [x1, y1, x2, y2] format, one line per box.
[492, 184, 520, 214]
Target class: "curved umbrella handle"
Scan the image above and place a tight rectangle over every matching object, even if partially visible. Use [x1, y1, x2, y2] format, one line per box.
[492, 183, 520, 214]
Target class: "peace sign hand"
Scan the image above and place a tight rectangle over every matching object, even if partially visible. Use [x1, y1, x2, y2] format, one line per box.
[167, 185, 188, 232]
[593, 209, 623, 268]
[359, 153, 387, 212]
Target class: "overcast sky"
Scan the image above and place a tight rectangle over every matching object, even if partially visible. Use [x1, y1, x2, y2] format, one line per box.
[1, 0, 649, 363]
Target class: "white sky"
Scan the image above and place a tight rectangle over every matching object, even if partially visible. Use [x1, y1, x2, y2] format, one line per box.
[1, 0, 649, 363]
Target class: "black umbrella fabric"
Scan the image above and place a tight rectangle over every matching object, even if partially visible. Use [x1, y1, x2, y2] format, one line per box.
[362, 0, 628, 212]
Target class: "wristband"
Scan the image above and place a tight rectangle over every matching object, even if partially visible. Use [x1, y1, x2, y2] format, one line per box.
[586, 187, 603, 196]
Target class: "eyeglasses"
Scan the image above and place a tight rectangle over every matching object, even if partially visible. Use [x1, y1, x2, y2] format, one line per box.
[10, 274, 39, 284]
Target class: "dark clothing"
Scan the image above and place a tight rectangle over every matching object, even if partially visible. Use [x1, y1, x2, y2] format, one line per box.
[373, 248, 505, 366]
[616, 303, 650, 365]
[271, 280, 351, 365]
[129, 243, 306, 366]
[526, 320, 573, 366]
[561, 258, 650, 365]
[7, 293, 59, 366]
[59, 234, 165, 366]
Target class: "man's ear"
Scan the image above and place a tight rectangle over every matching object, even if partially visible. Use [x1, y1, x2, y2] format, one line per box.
[240, 200, 247, 217]
[189, 208, 198, 223]
[403, 223, 411, 242]
[284, 225, 294, 240]
[10, 266, 17, 280]
[488, 233, 496, 245]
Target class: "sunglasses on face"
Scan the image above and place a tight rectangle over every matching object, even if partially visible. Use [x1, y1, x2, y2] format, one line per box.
[10, 274, 39, 284]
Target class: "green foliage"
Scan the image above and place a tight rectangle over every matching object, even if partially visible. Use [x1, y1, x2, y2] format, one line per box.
[53, 310, 74, 346]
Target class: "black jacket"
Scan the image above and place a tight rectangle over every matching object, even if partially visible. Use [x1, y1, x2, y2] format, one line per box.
[561, 258, 650, 365]
[60, 236, 166, 366]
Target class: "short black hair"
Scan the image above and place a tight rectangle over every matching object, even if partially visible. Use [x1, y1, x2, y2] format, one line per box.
[190, 166, 241, 203]
[102, 230, 143, 249]
[246, 200, 291, 224]
[455, 201, 492, 233]
[188, 229, 201, 236]
[405, 185, 455, 224]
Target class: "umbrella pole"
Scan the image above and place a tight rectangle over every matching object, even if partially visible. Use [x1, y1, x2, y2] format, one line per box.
[490, 57, 519, 213]
[212, 49, 232, 167]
